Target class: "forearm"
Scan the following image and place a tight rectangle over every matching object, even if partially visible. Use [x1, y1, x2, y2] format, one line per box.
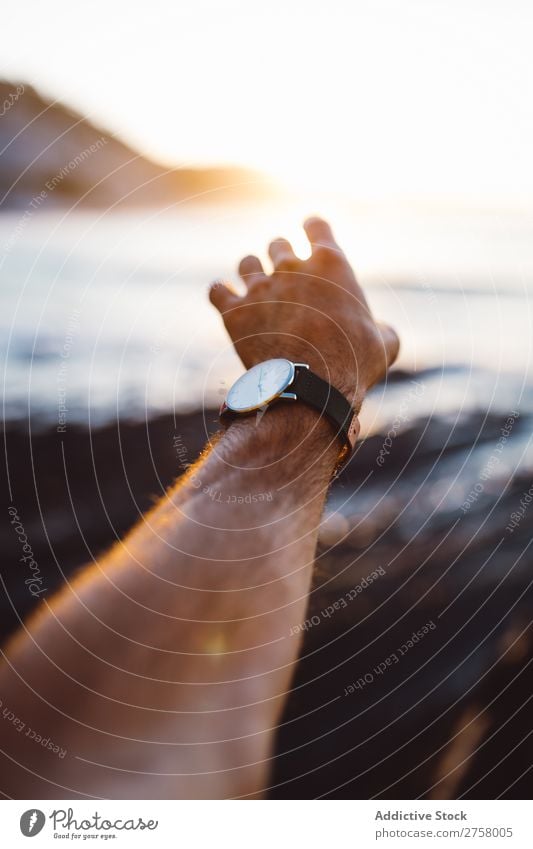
[0, 404, 342, 799]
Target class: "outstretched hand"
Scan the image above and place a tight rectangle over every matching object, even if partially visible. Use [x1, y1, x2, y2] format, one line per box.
[209, 217, 399, 406]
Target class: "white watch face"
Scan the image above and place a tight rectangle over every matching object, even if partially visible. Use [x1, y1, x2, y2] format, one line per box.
[226, 358, 295, 413]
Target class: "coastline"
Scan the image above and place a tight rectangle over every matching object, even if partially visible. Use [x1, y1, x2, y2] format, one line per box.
[2, 391, 533, 797]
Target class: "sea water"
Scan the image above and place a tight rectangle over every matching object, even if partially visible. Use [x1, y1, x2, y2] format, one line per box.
[1, 199, 532, 431]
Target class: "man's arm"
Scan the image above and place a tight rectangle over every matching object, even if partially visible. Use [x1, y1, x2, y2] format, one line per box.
[0, 218, 398, 799]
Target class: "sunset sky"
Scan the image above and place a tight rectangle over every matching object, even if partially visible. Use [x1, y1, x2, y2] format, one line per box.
[2, 0, 533, 204]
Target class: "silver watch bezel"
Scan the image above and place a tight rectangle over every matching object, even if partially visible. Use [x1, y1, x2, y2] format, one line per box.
[224, 359, 309, 414]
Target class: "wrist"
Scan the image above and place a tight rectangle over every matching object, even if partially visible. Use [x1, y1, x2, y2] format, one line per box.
[171, 402, 342, 560]
[218, 357, 364, 476]
[217, 397, 354, 476]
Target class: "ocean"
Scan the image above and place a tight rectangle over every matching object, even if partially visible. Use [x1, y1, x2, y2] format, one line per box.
[1, 199, 532, 432]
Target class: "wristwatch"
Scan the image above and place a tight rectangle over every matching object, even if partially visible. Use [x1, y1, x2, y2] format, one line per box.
[220, 358, 360, 463]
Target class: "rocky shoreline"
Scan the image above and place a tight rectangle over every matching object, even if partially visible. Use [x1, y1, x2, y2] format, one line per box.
[2, 401, 533, 797]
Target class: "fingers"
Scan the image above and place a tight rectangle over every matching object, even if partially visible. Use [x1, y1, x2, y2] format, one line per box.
[209, 279, 238, 313]
[377, 322, 400, 368]
[238, 254, 265, 288]
[303, 217, 341, 255]
[268, 237, 297, 271]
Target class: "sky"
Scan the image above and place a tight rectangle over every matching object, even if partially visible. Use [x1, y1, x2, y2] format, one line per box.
[2, 0, 533, 205]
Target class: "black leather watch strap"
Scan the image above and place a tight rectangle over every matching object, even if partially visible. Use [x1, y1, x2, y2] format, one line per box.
[291, 367, 360, 457]
[219, 363, 360, 464]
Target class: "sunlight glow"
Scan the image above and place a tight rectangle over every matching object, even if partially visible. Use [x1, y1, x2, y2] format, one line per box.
[2, 0, 533, 206]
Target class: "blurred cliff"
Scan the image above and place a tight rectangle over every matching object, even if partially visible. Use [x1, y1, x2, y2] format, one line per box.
[0, 80, 271, 209]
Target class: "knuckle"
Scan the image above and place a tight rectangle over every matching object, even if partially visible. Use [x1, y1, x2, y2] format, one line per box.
[248, 278, 271, 298]
[314, 243, 343, 265]
[275, 254, 298, 272]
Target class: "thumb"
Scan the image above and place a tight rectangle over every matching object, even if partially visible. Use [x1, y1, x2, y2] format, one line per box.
[377, 322, 400, 368]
